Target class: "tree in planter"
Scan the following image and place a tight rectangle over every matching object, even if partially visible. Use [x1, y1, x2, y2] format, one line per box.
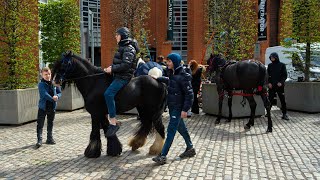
[0, 0, 38, 90]
[280, 0, 320, 82]
[39, 0, 80, 66]
[108, 0, 151, 56]
[206, 0, 256, 60]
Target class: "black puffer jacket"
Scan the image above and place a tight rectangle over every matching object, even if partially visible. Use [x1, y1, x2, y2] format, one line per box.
[158, 66, 194, 112]
[267, 52, 288, 86]
[112, 39, 138, 80]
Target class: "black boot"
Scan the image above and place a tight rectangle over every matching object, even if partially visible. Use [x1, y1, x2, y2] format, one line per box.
[282, 114, 289, 120]
[36, 139, 42, 148]
[36, 129, 42, 148]
[46, 131, 56, 144]
[46, 122, 56, 144]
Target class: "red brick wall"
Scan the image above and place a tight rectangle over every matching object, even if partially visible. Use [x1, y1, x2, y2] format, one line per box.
[148, 0, 172, 59]
[100, 0, 116, 68]
[187, 0, 206, 64]
[100, 0, 283, 66]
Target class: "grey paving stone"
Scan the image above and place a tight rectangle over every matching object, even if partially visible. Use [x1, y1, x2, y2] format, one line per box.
[0, 108, 319, 179]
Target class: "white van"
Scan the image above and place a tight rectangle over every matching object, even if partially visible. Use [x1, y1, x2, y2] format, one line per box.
[265, 44, 320, 81]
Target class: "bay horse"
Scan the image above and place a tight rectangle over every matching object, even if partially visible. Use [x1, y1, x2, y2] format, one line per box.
[207, 54, 272, 133]
[51, 51, 167, 158]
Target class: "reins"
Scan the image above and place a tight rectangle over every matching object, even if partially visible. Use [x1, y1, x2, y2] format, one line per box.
[63, 72, 106, 82]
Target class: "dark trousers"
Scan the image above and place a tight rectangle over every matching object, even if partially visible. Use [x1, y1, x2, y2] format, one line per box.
[161, 107, 193, 156]
[191, 87, 200, 114]
[36, 108, 55, 141]
[268, 86, 287, 114]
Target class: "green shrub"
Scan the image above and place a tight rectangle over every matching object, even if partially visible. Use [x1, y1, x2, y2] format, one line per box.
[0, 0, 38, 89]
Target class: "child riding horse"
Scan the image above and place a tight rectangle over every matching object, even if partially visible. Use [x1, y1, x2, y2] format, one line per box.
[52, 51, 167, 157]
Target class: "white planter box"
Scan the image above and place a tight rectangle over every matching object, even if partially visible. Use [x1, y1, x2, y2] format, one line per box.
[202, 83, 265, 117]
[278, 82, 320, 113]
[0, 88, 39, 124]
[56, 83, 84, 111]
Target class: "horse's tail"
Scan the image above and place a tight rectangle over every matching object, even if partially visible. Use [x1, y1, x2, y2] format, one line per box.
[150, 82, 167, 138]
[135, 81, 167, 138]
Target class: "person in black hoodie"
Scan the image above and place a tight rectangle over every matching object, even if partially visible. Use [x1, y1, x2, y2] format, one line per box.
[152, 53, 195, 165]
[104, 27, 139, 137]
[267, 52, 289, 120]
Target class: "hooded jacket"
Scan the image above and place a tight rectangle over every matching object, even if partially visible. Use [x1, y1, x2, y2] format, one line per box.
[112, 28, 139, 80]
[267, 52, 288, 86]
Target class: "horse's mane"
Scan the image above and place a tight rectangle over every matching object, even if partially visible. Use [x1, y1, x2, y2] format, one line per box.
[71, 54, 104, 74]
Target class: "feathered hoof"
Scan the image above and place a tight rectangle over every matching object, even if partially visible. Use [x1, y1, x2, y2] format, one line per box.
[84, 139, 102, 158]
[266, 127, 272, 133]
[226, 119, 232, 123]
[107, 135, 123, 156]
[128, 135, 146, 152]
[215, 119, 220, 125]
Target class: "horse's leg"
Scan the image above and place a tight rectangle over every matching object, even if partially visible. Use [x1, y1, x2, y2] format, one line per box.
[215, 88, 224, 124]
[244, 96, 256, 130]
[84, 114, 102, 158]
[100, 115, 123, 156]
[128, 106, 151, 151]
[227, 91, 233, 122]
[261, 93, 272, 133]
[149, 113, 165, 155]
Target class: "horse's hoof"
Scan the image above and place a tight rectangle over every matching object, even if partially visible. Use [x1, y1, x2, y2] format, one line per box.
[244, 124, 251, 130]
[107, 136, 123, 156]
[84, 140, 102, 158]
[226, 119, 231, 123]
[215, 120, 220, 124]
[266, 128, 272, 133]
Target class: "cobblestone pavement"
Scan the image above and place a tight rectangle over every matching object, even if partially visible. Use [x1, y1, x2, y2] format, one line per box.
[0, 107, 320, 180]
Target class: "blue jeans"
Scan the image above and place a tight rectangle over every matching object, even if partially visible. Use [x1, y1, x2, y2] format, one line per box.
[161, 107, 193, 156]
[104, 78, 129, 118]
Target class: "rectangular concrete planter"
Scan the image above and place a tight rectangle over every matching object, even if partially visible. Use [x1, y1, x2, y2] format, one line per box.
[56, 83, 84, 111]
[0, 88, 39, 125]
[278, 82, 320, 113]
[202, 83, 265, 117]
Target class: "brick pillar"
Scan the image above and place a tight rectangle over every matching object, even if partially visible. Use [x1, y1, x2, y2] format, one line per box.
[187, 0, 206, 64]
[148, 0, 172, 58]
[100, 0, 116, 68]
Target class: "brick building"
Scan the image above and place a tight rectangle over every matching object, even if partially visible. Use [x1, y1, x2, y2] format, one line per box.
[100, 0, 284, 67]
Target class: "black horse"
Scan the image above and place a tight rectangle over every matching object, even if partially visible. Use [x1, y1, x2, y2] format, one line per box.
[52, 52, 167, 158]
[207, 54, 272, 132]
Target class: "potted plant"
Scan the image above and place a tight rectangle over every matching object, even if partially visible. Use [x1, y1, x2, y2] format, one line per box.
[279, 0, 320, 113]
[39, 0, 83, 111]
[0, 0, 39, 124]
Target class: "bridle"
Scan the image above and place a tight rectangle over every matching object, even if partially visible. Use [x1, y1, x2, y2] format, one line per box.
[55, 55, 105, 84]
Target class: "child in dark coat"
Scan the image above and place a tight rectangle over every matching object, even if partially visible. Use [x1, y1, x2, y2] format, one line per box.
[36, 67, 62, 148]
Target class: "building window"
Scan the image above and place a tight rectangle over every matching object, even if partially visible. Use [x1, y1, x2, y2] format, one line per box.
[82, 0, 101, 47]
[172, 0, 188, 61]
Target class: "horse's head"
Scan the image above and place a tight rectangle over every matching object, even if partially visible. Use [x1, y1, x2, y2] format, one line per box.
[51, 51, 76, 89]
[207, 53, 226, 73]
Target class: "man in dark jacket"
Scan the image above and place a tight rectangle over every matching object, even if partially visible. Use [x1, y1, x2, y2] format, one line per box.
[152, 53, 196, 165]
[267, 52, 289, 120]
[104, 27, 139, 137]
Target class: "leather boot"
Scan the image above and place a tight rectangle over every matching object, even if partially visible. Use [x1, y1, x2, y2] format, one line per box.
[36, 129, 42, 148]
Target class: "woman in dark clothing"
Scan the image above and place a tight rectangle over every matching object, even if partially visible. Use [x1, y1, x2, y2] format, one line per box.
[267, 52, 289, 120]
[188, 60, 205, 115]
